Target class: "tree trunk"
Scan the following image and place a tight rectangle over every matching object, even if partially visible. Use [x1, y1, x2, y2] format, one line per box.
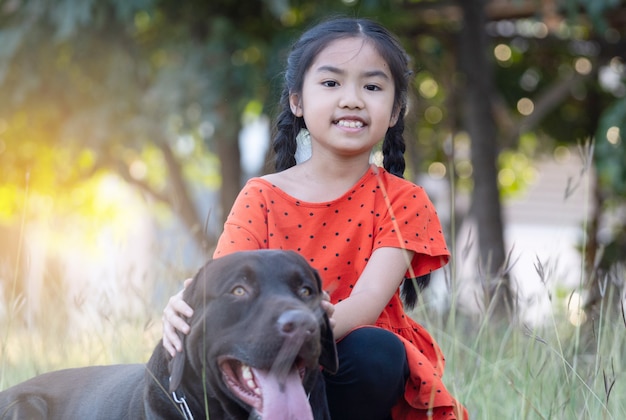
[159, 140, 213, 256]
[457, 0, 512, 317]
[215, 104, 242, 227]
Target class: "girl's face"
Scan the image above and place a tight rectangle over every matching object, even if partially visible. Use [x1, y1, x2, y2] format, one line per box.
[290, 37, 398, 162]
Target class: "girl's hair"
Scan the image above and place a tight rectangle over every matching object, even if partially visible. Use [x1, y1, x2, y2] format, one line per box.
[273, 17, 411, 177]
[272, 17, 429, 308]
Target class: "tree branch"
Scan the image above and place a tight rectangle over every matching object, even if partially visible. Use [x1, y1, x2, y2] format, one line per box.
[498, 70, 594, 146]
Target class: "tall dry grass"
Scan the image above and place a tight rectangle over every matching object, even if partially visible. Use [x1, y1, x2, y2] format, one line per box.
[1, 146, 625, 418]
[413, 262, 626, 419]
[2, 258, 624, 419]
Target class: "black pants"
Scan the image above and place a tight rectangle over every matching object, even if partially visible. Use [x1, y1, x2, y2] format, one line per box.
[323, 327, 410, 420]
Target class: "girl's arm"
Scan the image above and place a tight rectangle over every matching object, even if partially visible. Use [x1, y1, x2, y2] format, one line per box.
[332, 246, 414, 339]
[163, 247, 410, 354]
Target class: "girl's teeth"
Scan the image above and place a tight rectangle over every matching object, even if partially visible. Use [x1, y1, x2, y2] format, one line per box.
[337, 120, 363, 128]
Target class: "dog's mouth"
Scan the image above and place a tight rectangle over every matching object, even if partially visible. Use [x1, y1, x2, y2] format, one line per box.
[219, 357, 313, 420]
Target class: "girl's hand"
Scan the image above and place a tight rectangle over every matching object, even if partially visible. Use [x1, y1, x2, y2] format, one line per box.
[321, 291, 336, 332]
[162, 278, 194, 357]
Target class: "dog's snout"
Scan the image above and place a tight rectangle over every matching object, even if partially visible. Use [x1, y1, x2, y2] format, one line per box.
[277, 309, 317, 337]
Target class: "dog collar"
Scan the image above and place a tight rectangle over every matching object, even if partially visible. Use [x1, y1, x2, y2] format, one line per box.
[169, 377, 194, 420]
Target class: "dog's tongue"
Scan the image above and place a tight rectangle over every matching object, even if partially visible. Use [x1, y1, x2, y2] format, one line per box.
[252, 366, 313, 420]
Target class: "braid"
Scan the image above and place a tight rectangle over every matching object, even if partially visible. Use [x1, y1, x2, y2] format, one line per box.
[382, 109, 431, 309]
[401, 274, 431, 310]
[272, 89, 302, 172]
[269, 17, 429, 307]
[382, 108, 407, 178]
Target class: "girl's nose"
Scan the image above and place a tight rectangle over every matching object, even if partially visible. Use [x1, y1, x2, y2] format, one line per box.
[338, 85, 364, 109]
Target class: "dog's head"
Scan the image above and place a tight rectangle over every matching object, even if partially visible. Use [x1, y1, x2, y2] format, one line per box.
[169, 249, 337, 419]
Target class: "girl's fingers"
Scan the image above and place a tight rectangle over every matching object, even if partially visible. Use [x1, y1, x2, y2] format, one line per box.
[161, 282, 195, 356]
[162, 320, 179, 357]
[320, 292, 336, 331]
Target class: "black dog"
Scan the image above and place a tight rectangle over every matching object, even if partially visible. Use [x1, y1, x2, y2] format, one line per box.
[0, 250, 338, 419]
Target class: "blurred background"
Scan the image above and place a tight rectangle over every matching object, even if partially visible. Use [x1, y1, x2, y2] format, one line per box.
[1, 0, 625, 416]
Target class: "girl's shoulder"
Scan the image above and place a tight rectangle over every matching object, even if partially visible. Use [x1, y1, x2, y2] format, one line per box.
[244, 165, 430, 205]
[243, 176, 272, 188]
[237, 177, 274, 196]
[240, 175, 307, 205]
[370, 166, 429, 196]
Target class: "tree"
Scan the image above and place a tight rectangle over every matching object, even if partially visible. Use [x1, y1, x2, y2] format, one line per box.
[0, 0, 293, 254]
[0, 0, 217, 252]
[0, 0, 377, 255]
[390, 0, 626, 319]
[456, 0, 512, 317]
[2, 0, 625, 321]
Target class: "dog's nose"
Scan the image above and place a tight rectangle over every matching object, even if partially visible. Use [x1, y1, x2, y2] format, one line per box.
[276, 310, 317, 337]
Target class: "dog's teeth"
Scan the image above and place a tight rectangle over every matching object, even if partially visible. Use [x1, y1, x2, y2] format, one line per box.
[241, 365, 260, 394]
[242, 365, 253, 380]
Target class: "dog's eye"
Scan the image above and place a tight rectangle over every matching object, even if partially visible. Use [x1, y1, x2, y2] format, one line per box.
[231, 286, 247, 296]
[298, 286, 313, 297]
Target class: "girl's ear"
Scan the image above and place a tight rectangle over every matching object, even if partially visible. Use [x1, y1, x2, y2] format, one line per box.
[289, 93, 303, 117]
[389, 106, 400, 128]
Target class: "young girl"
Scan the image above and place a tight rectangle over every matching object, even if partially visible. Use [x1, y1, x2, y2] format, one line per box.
[163, 17, 468, 420]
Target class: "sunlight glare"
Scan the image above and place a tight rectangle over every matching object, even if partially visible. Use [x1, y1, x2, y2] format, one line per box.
[424, 106, 443, 124]
[129, 159, 148, 180]
[517, 97, 534, 116]
[553, 145, 571, 163]
[418, 78, 439, 99]
[498, 168, 516, 187]
[606, 126, 621, 145]
[494, 44, 512, 62]
[456, 160, 473, 179]
[428, 162, 446, 179]
[574, 57, 592, 75]
[567, 291, 587, 326]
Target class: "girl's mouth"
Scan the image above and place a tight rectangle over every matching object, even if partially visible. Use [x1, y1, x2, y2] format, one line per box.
[335, 119, 364, 128]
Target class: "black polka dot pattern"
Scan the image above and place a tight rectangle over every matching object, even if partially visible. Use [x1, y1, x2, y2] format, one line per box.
[214, 167, 448, 297]
[213, 166, 465, 418]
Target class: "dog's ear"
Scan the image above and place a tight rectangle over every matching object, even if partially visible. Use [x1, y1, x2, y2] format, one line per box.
[311, 268, 339, 374]
[168, 331, 186, 393]
[168, 262, 212, 392]
[319, 314, 338, 374]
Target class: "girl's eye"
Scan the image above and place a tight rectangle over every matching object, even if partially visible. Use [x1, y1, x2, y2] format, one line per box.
[365, 84, 381, 91]
[298, 286, 313, 297]
[231, 286, 247, 296]
[322, 80, 338, 87]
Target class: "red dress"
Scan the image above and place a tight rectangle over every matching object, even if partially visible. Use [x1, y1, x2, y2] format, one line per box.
[214, 165, 468, 419]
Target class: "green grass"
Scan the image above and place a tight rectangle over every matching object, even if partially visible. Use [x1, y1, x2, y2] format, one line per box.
[0, 306, 163, 387]
[2, 280, 624, 419]
[412, 287, 626, 419]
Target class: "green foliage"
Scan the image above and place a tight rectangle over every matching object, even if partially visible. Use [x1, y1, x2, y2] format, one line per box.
[1, 0, 626, 296]
[595, 96, 626, 197]
[574, 0, 623, 32]
[497, 149, 536, 198]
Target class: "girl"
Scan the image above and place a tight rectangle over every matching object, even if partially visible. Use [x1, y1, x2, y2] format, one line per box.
[163, 17, 468, 420]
